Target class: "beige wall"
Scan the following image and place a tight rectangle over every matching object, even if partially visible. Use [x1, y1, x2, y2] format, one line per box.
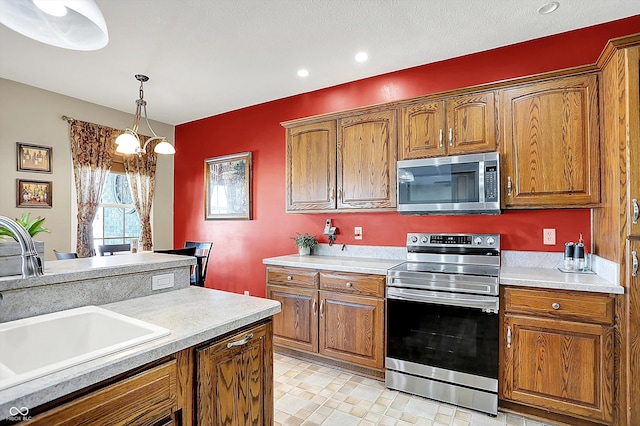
[0, 78, 174, 260]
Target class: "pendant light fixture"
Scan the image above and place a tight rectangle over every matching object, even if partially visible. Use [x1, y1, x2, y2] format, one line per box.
[0, 0, 108, 51]
[115, 74, 175, 156]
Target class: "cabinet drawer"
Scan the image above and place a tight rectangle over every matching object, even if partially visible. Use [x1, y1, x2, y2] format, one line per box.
[504, 287, 614, 325]
[267, 266, 318, 288]
[319, 271, 384, 297]
[30, 360, 177, 425]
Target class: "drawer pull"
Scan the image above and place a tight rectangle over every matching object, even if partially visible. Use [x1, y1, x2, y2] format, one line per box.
[287, 275, 293, 281]
[632, 251, 638, 278]
[227, 333, 254, 349]
[312, 299, 317, 316]
[552, 302, 560, 310]
[506, 326, 511, 349]
[346, 282, 352, 288]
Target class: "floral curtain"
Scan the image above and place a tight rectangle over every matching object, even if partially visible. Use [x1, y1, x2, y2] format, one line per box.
[69, 119, 116, 257]
[123, 136, 157, 251]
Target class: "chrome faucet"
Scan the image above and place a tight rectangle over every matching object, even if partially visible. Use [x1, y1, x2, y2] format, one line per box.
[0, 215, 43, 278]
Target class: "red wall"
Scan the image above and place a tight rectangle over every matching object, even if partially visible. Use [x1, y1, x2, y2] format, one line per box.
[175, 16, 640, 296]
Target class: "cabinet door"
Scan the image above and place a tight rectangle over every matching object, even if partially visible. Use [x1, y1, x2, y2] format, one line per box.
[501, 74, 600, 208]
[338, 110, 397, 209]
[196, 322, 273, 426]
[626, 238, 640, 424]
[399, 101, 446, 159]
[318, 291, 384, 369]
[285, 121, 336, 211]
[446, 91, 497, 155]
[626, 47, 640, 237]
[503, 315, 614, 423]
[266, 284, 318, 353]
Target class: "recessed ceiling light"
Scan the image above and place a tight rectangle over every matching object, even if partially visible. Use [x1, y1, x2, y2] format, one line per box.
[538, 2, 560, 15]
[355, 52, 368, 62]
[297, 69, 309, 77]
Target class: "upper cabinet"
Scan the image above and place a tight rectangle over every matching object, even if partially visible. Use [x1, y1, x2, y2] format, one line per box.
[399, 91, 497, 160]
[284, 109, 397, 212]
[500, 74, 600, 208]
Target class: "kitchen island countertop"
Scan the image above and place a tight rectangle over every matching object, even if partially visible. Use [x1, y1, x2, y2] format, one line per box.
[0, 287, 281, 416]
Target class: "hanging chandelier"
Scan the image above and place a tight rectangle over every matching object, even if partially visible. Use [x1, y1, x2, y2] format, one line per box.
[115, 74, 175, 156]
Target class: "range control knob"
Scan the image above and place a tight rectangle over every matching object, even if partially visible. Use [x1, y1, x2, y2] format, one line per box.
[410, 235, 418, 243]
[420, 236, 429, 244]
[474, 236, 483, 245]
[487, 237, 496, 245]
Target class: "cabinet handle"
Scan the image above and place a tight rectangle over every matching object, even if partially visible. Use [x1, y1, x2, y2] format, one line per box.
[633, 251, 638, 278]
[312, 299, 317, 316]
[448, 128, 453, 147]
[337, 187, 342, 202]
[552, 302, 560, 310]
[227, 332, 254, 349]
[346, 282, 352, 288]
[633, 199, 639, 225]
[287, 275, 293, 281]
[319, 300, 324, 317]
[439, 129, 443, 147]
[507, 176, 512, 196]
[506, 326, 511, 349]
[330, 187, 335, 202]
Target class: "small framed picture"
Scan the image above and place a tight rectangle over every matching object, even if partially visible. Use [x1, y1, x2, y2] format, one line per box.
[17, 179, 53, 208]
[205, 152, 252, 220]
[17, 142, 52, 173]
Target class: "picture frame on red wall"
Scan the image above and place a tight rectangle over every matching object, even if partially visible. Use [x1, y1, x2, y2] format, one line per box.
[204, 151, 252, 220]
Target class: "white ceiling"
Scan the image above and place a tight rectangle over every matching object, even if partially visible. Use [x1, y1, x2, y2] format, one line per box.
[0, 1, 639, 125]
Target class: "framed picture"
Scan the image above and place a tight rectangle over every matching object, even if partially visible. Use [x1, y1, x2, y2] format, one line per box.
[17, 142, 53, 173]
[205, 152, 252, 220]
[17, 179, 53, 208]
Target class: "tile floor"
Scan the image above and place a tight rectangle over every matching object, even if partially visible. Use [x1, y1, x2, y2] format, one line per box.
[274, 353, 556, 426]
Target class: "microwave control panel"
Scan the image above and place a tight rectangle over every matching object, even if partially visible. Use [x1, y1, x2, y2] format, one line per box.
[484, 163, 498, 201]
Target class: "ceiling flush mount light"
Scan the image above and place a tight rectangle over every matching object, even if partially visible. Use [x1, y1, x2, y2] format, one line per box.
[355, 52, 368, 62]
[115, 74, 175, 156]
[538, 2, 560, 15]
[297, 69, 309, 77]
[0, 0, 108, 50]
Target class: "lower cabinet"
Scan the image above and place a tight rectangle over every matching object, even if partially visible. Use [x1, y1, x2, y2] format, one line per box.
[196, 321, 273, 426]
[501, 287, 615, 424]
[266, 266, 385, 378]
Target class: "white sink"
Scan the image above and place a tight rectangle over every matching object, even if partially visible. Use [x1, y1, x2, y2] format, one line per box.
[0, 306, 170, 390]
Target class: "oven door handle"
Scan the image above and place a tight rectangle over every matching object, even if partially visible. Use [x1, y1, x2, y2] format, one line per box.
[387, 277, 497, 296]
[387, 287, 499, 312]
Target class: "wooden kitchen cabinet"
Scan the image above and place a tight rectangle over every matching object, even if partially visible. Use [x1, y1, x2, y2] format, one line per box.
[285, 120, 337, 211]
[196, 321, 273, 426]
[501, 287, 614, 424]
[500, 73, 600, 208]
[266, 266, 386, 378]
[626, 47, 640, 237]
[399, 91, 497, 160]
[283, 108, 397, 212]
[28, 360, 178, 426]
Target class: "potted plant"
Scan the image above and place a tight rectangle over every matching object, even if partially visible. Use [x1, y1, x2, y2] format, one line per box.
[292, 232, 317, 256]
[0, 212, 49, 277]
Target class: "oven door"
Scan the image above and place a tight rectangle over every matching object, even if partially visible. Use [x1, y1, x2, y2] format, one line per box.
[386, 290, 499, 382]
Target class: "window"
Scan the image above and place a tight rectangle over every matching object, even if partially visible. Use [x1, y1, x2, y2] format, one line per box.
[92, 171, 141, 252]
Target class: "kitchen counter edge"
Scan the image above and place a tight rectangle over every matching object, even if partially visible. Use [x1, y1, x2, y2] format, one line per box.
[0, 287, 281, 416]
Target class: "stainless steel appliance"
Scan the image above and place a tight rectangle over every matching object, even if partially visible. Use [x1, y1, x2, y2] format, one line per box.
[397, 152, 500, 215]
[386, 232, 500, 415]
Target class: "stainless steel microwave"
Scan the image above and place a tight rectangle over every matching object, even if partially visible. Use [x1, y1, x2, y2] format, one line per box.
[397, 152, 500, 215]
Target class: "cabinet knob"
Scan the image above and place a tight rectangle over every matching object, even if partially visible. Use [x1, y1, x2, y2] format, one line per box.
[287, 275, 293, 281]
[346, 282, 352, 288]
[552, 302, 560, 310]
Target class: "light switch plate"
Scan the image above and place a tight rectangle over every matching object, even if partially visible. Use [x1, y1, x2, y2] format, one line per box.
[152, 273, 174, 290]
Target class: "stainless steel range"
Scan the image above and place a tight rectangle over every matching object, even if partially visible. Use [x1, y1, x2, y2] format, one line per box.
[386, 233, 500, 416]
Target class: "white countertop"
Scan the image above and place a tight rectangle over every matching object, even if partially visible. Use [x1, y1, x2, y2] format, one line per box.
[0, 287, 281, 416]
[263, 254, 623, 294]
[263, 254, 403, 275]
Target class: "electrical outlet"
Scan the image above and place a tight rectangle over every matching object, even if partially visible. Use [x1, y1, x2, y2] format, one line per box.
[354, 226, 363, 240]
[543, 228, 556, 245]
[244, 290, 250, 296]
[152, 273, 174, 290]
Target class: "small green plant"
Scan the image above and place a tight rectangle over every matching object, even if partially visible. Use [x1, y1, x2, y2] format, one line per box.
[0, 212, 50, 241]
[292, 232, 318, 249]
